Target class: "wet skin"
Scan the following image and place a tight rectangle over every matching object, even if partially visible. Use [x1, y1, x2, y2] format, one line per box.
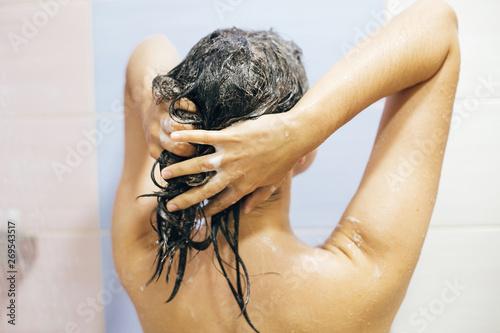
[112, 0, 460, 331]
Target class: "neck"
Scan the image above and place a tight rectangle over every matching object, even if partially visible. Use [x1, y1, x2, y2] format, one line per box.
[213, 174, 293, 245]
[241, 175, 293, 237]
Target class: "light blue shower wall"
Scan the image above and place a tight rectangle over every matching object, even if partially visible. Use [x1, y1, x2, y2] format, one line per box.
[93, 0, 384, 331]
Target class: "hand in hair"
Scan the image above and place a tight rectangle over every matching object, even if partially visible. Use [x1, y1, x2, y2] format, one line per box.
[161, 111, 308, 216]
[142, 97, 198, 160]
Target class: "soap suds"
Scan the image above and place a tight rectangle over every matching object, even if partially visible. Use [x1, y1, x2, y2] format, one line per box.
[261, 236, 277, 253]
[159, 131, 171, 145]
[161, 118, 173, 133]
[374, 265, 381, 279]
[346, 216, 361, 224]
[353, 233, 362, 247]
[208, 152, 223, 169]
[205, 145, 225, 170]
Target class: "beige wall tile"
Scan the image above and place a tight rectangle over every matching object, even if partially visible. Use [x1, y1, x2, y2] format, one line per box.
[0, 117, 101, 230]
[0, 234, 104, 333]
[0, 1, 93, 115]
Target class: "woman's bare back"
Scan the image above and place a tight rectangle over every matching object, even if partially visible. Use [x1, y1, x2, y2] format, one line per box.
[118, 221, 395, 333]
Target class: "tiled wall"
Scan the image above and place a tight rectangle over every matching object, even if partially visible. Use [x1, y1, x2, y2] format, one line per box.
[383, 0, 500, 332]
[0, 0, 103, 332]
[0, 0, 498, 332]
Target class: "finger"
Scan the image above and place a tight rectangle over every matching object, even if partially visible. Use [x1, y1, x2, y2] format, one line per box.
[167, 174, 229, 212]
[158, 130, 196, 157]
[161, 117, 195, 134]
[161, 153, 221, 179]
[170, 130, 226, 145]
[202, 185, 241, 217]
[174, 97, 197, 112]
[242, 185, 278, 214]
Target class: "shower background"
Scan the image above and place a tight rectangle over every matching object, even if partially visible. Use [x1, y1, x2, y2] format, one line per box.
[0, 0, 499, 332]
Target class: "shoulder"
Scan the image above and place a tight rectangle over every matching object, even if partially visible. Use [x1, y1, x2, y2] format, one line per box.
[287, 245, 402, 331]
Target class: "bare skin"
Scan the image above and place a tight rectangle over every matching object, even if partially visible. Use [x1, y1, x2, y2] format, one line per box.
[112, 0, 460, 332]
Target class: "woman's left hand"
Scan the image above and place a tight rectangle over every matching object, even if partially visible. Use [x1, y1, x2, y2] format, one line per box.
[160, 112, 308, 216]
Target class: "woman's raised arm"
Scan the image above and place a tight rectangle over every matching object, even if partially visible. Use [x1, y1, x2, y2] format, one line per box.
[161, 0, 459, 223]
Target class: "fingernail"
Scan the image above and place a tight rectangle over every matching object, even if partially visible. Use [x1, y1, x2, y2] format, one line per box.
[170, 132, 181, 140]
[167, 203, 178, 212]
[162, 170, 172, 179]
[244, 206, 252, 214]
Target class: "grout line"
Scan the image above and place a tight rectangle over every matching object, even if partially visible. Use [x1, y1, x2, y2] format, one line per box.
[3, 228, 110, 237]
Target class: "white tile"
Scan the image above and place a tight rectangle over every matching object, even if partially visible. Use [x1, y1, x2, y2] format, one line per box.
[391, 227, 500, 333]
[384, 0, 500, 100]
[431, 102, 500, 226]
[0, 116, 100, 230]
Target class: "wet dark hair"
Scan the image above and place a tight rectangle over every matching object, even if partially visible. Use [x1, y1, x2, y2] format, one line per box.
[141, 28, 308, 332]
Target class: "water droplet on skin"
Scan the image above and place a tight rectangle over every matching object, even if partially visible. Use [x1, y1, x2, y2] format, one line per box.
[374, 265, 381, 279]
[353, 234, 362, 247]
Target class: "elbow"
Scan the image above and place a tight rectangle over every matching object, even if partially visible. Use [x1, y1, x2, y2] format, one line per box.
[443, 1, 458, 27]
[434, 0, 460, 66]
[419, 0, 459, 63]
[442, 1, 460, 66]
[424, 0, 458, 37]
[437, 0, 459, 32]
[448, 7, 458, 31]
